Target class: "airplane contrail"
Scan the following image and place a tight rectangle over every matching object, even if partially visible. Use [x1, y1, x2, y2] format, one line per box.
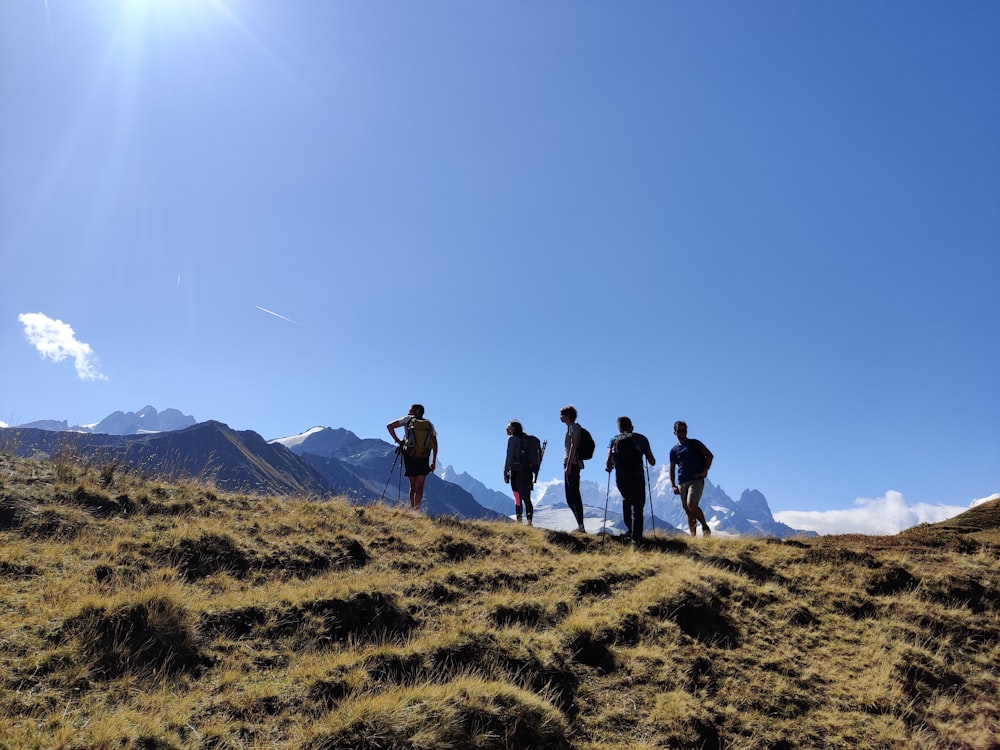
[256, 305, 297, 324]
[43, 0, 52, 41]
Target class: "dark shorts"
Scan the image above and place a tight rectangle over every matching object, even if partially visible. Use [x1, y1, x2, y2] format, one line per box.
[403, 454, 431, 477]
[510, 469, 533, 499]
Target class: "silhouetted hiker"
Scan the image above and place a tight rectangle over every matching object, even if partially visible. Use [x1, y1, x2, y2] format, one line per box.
[560, 405, 586, 532]
[504, 420, 535, 526]
[387, 404, 438, 512]
[605, 416, 656, 546]
[669, 420, 713, 536]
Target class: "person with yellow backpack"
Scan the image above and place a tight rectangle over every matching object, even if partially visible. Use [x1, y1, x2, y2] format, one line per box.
[387, 404, 438, 512]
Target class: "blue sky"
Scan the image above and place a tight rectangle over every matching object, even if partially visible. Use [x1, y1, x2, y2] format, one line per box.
[2, 1, 998, 533]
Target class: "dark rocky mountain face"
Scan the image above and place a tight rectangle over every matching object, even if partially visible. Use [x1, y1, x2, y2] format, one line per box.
[283, 429, 503, 520]
[738, 489, 777, 523]
[437, 465, 514, 515]
[0, 422, 332, 498]
[0, 421, 501, 521]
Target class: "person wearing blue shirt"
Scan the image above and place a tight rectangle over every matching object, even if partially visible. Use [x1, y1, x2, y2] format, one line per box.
[668, 420, 714, 537]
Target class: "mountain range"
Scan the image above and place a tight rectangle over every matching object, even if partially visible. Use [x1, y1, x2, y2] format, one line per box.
[18, 405, 196, 435]
[1, 406, 813, 537]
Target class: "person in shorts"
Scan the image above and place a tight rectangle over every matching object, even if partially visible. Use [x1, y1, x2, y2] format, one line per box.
[668, 420, 713, 537]
[387, 404, 438, 511]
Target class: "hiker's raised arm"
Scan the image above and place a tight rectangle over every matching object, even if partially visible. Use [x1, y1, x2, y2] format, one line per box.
[387, 419, 403, 443]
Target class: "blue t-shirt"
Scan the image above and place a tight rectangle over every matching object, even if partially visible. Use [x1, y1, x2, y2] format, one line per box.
[670, 439, 709, 485]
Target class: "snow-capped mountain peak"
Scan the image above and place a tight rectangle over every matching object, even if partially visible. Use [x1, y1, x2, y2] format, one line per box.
[271, 426, 327, 449]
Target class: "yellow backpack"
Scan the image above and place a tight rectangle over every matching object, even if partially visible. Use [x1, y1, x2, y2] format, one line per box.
[404, 418, 434, 458]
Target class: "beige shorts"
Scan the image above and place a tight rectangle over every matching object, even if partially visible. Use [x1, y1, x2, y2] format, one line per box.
[678, 478, 704, 509]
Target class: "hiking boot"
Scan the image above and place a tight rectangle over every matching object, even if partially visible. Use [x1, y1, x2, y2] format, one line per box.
[702, 525, 711, 536]
[576, 524, 586, 533]
[526, 518, 533, 527]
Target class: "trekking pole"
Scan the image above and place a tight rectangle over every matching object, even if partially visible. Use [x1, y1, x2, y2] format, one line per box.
[380, 446, 401, 503]
[601, 470, 611, 552]
[645, 461, 655, 537]
[396, 450, 404, 506]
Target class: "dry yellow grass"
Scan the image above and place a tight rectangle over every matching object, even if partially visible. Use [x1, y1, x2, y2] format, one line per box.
[1, 452, 998, 749]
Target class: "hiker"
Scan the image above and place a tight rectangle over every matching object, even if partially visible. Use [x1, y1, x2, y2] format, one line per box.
[605, 416, 655, 546]
[669, 420, 714, 536]
[560, 405, 586, 532]
[504, 420, 534, 526]
[386, 404, 438, 512]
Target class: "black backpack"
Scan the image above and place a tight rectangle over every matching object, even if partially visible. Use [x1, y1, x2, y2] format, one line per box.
[577, 425, 596, 461]
[612, 433, 643, 473]
[519, 434, 545, 474]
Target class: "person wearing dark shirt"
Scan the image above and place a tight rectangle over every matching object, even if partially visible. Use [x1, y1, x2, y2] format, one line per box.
[668, 420, 713, 537]
[504, 420, 534, 526]
[605, 416, 656, 546]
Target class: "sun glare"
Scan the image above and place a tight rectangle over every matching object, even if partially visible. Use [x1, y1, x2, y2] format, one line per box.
[123, 0, 206, 10]
[114, 0, 207, 35]
[115, 0, 247, 31]
[113, 0, 270, 58]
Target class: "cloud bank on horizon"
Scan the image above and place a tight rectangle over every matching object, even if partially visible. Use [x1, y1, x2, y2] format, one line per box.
[18, 313, 107, 382]
[772, 491, 989, 535]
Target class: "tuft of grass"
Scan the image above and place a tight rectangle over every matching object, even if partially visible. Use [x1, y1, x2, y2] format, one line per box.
[304, 676, 571, 750]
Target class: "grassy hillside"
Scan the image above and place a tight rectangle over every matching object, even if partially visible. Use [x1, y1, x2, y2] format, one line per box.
[1, 453, 998, 749]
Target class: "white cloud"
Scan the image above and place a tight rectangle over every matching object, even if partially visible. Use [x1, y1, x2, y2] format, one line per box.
[18, 312, 108, 382]
[0, 421, 7, 428]
[774, 490, 968, 535]
[971, 493, 1000, 508]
